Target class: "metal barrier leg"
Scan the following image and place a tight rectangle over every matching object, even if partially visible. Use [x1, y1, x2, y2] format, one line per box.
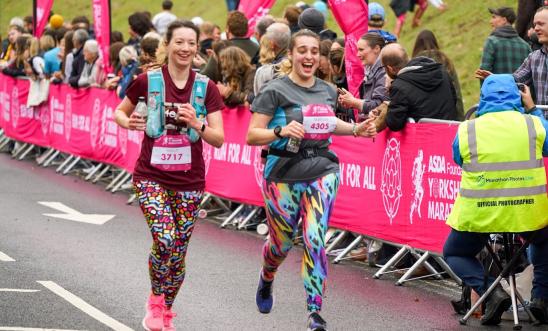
[56, 155, 74, 173]
[62, 156, 82, 175]
[326, 230, 348, 253]
[212, 196, 232, 212]
[396, 251, 432, 286]
[237, 206, 260, 230]
[92, 165, 111, 183]
[106, 170, 128, 191]
[0, 136, 11, 150]
[220, 204, 245, 228]
[433, 256, 462, 285]
[36, 148, 55, 165]
[199, 193, 212, 208]
[333, 235, 363, 264]
[127, 193, 137, 205]
[42, 150, 60, 167]
[373, 246, 409, 279]
[85, 163, 103, 181]
[111, 173, 132, 193]
[18, 144, 36, 160]
[408, 250, 444, 280]
[12, 143, 28, 159]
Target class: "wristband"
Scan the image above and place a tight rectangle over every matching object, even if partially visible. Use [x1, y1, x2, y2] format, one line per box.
[352, 123, 358, 137]
[200, 123, 206, 132]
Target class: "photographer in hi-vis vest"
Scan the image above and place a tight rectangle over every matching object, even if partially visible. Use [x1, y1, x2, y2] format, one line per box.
[443, 74, 548, 326]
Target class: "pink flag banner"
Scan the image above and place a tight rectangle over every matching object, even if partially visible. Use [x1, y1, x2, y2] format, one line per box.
[328, 0, 369, 97]
[34, 0, 54, 37]
[92, 0, 111, 73]
[238, 0, 276, 37]
[3, 73, 548, 254]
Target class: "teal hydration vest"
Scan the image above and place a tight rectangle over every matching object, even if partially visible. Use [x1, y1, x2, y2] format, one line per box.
[146, 69, 209, 142]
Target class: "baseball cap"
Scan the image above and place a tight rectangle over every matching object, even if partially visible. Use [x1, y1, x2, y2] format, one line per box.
[488, 7, 516, 25]
[369, 2, 386, 21]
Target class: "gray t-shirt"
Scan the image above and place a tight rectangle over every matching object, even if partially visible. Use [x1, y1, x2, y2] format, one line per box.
[251, 76, 340, 183]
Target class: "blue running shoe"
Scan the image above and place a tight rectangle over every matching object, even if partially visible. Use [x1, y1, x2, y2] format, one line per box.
[307, 312, 328, 331]
[256, 275, 274, 314]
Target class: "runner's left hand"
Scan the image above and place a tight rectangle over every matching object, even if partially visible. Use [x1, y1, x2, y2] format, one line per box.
[355, 118, 377, 138]
[177, 103, 200, 130]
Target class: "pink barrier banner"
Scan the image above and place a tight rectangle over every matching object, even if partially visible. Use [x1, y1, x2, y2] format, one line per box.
[238, 0, 276, 38]
[0, 75, 141, 172]
[2, 74, 547, 254]
[328, 0, 368, 96]
[203, 108, 264, 206]
[92, 0, 111, 73]
[34, 0, 54, 37]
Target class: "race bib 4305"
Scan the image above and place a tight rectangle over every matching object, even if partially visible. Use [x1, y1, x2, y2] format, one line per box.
[302, 104, 337, 140]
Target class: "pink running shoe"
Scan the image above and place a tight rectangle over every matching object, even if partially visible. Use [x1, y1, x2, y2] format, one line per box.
[163, 308, 177, 331]
[142, 293, 165, 331]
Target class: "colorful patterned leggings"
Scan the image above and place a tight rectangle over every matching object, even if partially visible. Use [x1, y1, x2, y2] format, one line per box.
[261, 172, 340, 312]
[134, 180, 203, 308]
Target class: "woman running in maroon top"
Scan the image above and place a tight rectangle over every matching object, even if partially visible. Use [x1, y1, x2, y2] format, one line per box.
[114, 20, 224, 331]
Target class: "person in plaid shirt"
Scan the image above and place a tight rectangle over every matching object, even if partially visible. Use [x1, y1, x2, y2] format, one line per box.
[477, 6, 548, 110]
[513, 6, 548, 108]
[476, 7, 531, 76]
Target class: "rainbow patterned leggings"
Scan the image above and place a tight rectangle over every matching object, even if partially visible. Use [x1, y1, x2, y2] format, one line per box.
[261, 172, 340, 312]
[134, 180, 203, 308]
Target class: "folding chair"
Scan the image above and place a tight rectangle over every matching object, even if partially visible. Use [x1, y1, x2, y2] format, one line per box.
[459, 233, 537, 329]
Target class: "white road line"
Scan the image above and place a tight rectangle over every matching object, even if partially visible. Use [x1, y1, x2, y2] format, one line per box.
[0, 328, 84, 331]
[37, 281, 133, 331]
[0, 251, 15, 262]
[0, 288, 40, 292]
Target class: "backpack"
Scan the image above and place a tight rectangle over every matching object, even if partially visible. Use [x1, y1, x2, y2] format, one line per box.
[146, 69, 209, 142]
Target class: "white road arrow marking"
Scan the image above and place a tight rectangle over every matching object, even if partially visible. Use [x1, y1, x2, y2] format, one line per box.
[38, 202, 115, 225]
[0, 328, 85, 331]
[0, 288, 40, 292]
[38, 281, 133, 331]
[0, 251, 15, 262]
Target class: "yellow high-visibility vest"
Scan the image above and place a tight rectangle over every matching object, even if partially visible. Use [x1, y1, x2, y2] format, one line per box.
[447, 111, 548, 233]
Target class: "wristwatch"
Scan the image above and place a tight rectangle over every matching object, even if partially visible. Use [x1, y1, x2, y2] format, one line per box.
[273, 126, 283, 138]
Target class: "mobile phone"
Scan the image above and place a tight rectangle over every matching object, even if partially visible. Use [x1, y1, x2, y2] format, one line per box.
[517, 83, 526, 92]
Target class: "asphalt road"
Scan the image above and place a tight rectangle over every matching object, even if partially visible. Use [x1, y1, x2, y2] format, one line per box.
[0, 153, 541, 331]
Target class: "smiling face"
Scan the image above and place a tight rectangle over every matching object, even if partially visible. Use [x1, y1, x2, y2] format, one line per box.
[166, 26, 198, 69]
[288, 35, 320, 83]
[357, 39, 380, 66]
[534, 9, 548, 45]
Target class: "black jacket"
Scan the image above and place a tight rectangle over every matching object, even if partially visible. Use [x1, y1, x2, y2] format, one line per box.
[68, 47, 86, 88]
[386, 56, 458, 131]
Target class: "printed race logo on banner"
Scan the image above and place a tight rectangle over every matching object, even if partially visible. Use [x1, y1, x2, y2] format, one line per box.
[90, 98, 102, 149]
[11, 87, 19, 128]
[252, 146, 264, 188]
[410, 149, 426, 223]
[381, 138, 402, 224]
[118, 127, 128, 156]
[64, 94, 72, 141]
[202, 142, 213, 176]
[39, 103, 50, 136]
[2, 87, 10, 122]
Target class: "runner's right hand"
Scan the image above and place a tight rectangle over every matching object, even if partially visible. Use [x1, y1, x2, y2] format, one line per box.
[128, 112, 146, 131]
[281, 120, 305, 139]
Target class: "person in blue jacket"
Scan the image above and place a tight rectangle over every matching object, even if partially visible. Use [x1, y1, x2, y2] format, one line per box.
[452, 75, 548, 166]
